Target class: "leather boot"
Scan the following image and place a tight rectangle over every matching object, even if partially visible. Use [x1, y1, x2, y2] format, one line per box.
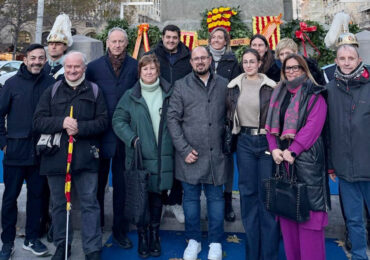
[224, 192, 236, 222]
[149, 223, 161, 257]
[137, 227, 149, 258]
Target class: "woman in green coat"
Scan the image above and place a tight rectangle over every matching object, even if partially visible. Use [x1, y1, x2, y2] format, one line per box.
[112, 54, 174, 258]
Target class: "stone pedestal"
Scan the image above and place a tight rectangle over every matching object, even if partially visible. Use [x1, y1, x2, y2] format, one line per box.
[70, 35, 104, 63]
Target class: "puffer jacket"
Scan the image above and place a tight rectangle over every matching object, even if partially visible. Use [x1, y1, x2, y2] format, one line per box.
[226, 73, 276, 134]
[210, 51, 241, 82]
[277, 80, 331, 212]
[326, 65, 370, 182]
[112, 78, 174, 193]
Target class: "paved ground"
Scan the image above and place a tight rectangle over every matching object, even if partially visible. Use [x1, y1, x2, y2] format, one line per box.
[1, 185, 370, 259]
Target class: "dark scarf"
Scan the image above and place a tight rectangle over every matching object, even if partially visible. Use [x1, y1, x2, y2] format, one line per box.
[265, 74, 307, 139]
[334, 62, 364, 82]
[108, 49, 126, 77]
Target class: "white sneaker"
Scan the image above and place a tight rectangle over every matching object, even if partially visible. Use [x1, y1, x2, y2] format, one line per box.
[168, 204, 185, 223]
[207, 243, 222, 260]
[183, 239, 201, 260]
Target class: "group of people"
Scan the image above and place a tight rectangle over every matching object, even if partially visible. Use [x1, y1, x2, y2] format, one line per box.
[0, 19, 369, 260]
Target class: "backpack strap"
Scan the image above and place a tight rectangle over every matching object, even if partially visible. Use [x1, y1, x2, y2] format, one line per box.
[51, 80, 99, 100]
[51, 80, 63, 98]
[90, 82, 99, 100]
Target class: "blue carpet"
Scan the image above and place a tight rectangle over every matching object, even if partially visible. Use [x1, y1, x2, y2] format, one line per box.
[102, 231, 347, 260]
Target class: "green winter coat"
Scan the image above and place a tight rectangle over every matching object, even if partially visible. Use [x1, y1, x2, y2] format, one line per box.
[112, 77, 174, 193]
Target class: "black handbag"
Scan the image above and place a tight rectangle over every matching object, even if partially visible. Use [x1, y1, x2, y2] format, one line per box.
[263, 163, 310, 223]
[222, 119, 237, 154]
[124, 141, 150, 225]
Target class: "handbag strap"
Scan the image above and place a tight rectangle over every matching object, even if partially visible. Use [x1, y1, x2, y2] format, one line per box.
[134, 141, 145, 170]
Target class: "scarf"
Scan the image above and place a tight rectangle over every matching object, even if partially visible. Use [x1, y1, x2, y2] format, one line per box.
[66, 73, 85, 88]
[108, 49, 126, 77]
[209, 46, 226, 70]
[334, 62, 364, 82]
[265, 74, 307, 140]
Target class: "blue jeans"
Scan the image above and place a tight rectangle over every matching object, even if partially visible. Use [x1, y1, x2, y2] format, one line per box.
[236, 133, 280, 260]
[339, 178, 370, 260]
[182, 182, 224, 243]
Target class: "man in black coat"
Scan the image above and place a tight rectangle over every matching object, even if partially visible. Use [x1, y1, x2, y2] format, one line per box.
[149, 24, 192, 223]
[86, 27, 138, 248]
[0, 44, 55, 259]
[326, 42, 370, 260]
[34, 51, 108, 260]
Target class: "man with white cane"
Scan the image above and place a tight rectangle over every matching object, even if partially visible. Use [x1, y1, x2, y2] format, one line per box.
[33, 51, 108, 260]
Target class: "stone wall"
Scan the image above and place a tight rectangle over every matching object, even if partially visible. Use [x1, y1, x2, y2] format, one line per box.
[160, 0, 286, 30]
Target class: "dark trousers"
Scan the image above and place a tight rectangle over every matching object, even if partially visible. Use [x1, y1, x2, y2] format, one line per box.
[97, 143, 129, 239]
[40, 180, 51, 231]
[236, 133, 280, 260]
[48, 172, 102, 254]
[162, 178, 183, 206]
[97, 158, 110, 227]
[137, 192, 163, 228]
[1, 164, 45, 243]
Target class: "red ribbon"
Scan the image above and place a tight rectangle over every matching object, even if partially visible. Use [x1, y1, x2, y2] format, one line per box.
[295, 22, 320, 57]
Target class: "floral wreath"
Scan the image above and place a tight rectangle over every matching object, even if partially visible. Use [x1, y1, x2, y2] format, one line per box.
[207, 6, 237, 32]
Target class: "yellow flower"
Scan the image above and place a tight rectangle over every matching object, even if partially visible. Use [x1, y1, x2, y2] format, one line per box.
[223, 13, 231, 19]
[226, 21, 231, 26]
[208, 11, 212, 16]
[225, 7, 231, 11]
[212, 15, 217, 21]
[212, 8, 218, 14]
[219, 7, 224, 12]
[207, 18, 212, 23]
[232, 10, 237, 15]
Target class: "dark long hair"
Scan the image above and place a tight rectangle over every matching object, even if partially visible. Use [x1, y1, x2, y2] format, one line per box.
[281, 53, 318, 85]
[250, 34, 274, 74]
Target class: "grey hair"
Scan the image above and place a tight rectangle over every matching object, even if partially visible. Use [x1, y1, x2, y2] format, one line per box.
[336, 44, 360, 58]
[107, 27, 128, 41]
[63, 51, 88, 67]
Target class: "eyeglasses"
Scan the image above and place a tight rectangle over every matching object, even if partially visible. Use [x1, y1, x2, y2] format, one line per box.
[285, 65, 302, 72]
[192, 56, 209, 62]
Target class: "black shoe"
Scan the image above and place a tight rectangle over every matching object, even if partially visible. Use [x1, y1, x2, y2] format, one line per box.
[149, 224, 161, 257]
[51, 244, 71, 260]
[85, 250, 101, 260]
[138, 227, 149, 258]
[0, 243, 14, 260]
[112, 234, 133, 249]
[23, 238, 48, 256]
[224, 192, 236, 222]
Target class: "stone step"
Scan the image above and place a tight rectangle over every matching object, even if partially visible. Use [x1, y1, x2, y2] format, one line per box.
[0, 185, 345, 239]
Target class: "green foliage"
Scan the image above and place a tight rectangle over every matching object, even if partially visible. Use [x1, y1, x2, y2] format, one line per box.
[233, 45, 248, 62]
[96, 18, 162, 55]
[281, 19, 362, 67]
[197, 6, 252, 40]
[281, 20, 335, 67]
[349, 23, 361, 34]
